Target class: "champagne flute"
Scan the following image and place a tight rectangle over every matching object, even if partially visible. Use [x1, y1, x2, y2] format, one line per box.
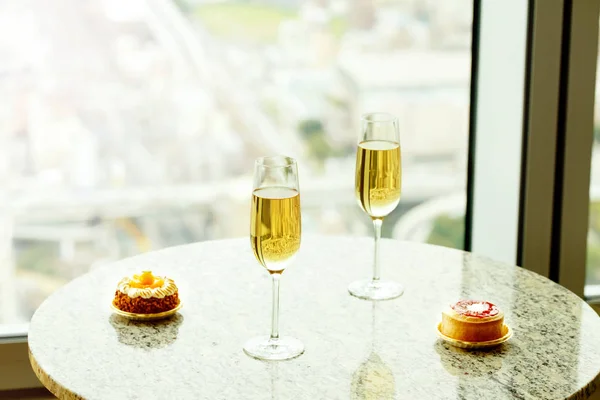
[348, 113, 404, 300]
[244, 155, 304, 361]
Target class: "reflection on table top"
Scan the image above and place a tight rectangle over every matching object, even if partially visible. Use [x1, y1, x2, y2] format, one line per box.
[29, 236, 600, 400]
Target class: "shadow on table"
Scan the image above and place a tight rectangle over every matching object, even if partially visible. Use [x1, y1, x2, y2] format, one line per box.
[265, 362, 280, 400]
[434, 340, 512, 399]
[109, 313, 184, 350]
[350, 303, 396, 400]
[434, 339, 511, 378]
[435, 339, 515, 397]
[351, 351, 395, 400]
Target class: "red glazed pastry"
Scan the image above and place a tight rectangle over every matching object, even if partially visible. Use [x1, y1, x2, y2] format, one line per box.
[441, 300, 504, 342]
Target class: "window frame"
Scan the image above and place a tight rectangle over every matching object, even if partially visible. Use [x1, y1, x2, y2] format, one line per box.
[551, 0, 599, 297]
[467, 0, 600, 300]
[466, 0, 530, 265]
[517, 0, 564, 279]
[0, 341, 42, 391]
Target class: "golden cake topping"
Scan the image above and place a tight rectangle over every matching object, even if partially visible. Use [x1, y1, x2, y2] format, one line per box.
[129, 271, 164, 289]
[117, 271, 177, 299]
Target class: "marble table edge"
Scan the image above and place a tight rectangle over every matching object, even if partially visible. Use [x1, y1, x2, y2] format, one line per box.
[27, 338, 600, 400]
[29, 347, 84, 400]
[570, 376, 600, 400]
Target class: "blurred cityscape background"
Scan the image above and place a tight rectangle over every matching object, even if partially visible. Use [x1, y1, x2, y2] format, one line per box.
[0, 0, 517, 326]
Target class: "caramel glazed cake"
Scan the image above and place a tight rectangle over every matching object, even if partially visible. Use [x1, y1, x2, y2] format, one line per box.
[114, 271, 180, 314]
[441, 300, 504, 342]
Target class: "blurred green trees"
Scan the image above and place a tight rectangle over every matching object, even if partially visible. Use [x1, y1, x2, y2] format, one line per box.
[426, 214, 464, 250]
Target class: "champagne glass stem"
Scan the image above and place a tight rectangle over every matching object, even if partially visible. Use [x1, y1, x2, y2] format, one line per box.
[270, 274, 281, 340]
[372, 218, 383, 281]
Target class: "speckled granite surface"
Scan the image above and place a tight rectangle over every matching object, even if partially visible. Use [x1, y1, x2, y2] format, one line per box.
[28, 236, 600, 400]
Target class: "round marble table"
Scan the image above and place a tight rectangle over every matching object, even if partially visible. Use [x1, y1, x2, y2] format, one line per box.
[29, 236, 600, 400]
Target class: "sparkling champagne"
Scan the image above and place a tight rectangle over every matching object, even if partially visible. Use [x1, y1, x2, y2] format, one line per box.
[250, 187, 301, 274]
[355, 140, 402, 219]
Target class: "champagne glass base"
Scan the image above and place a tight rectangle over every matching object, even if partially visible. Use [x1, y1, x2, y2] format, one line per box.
[348, 279, 404, 301]
[243, 336, 304, 361]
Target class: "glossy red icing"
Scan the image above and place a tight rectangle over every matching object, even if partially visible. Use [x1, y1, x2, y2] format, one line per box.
[451, 300, 499, 318]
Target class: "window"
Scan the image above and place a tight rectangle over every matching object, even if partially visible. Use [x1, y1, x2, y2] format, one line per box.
[0, 0, 473, 330]
[585, 14, 600, 299]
